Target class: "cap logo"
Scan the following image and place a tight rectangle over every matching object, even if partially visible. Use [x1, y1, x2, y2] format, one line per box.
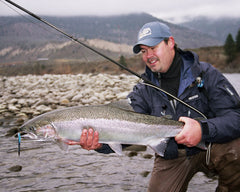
[138, 27, 152, 40]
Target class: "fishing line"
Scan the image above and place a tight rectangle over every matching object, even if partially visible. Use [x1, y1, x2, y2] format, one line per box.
[0, 0, 68, 55]
[1, 0, 92, 72]
[4, 0, 207, 119]
[0, 0, 58, 38]
[141, 82, 207, 119]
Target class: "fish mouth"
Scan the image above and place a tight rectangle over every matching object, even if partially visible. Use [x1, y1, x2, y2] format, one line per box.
[20, 132, 38, 140]
[5, 127, 38, 139]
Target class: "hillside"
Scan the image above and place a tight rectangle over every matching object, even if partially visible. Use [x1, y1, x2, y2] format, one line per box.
[180, 16, 240, 43]
[1, 13, 239, 75]
[1, 44, 240, 76]
[0, 13, 221, 50]
[189, 46, 240, 73]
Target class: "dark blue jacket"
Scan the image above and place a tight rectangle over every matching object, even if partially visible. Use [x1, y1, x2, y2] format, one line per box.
[96, 49, 240, 159]
[127, 49, 240, 159]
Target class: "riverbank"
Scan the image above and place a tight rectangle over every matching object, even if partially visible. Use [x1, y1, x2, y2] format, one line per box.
[1, 73, 239, 123]
[1, 73, 239, 191]
[0, 73, 138, 124]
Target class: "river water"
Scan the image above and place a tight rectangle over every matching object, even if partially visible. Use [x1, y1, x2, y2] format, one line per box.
[1, 73, 239, 192]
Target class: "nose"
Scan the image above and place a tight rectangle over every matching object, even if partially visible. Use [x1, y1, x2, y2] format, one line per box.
[145, 48, 154, 58]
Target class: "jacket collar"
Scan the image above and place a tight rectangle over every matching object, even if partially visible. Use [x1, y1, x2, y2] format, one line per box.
[143, 49, 201, 96]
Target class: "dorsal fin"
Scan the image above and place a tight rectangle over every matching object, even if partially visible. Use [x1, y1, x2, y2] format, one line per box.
[107, 99, 134, 112]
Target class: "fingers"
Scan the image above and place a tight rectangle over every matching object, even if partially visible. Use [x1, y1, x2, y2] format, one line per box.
[80, 128, 102, 150]
[64, 140, 81, 145]
[63, 128, 102, 150]
[174, 117, 185, 143]
[92, 131, 102, 149]
[175, 131, 192, 147]
[175, 116, 202, 147]
[86, 128, 94, 148]
[175, 129, 184, 142]
[175, 132, 194, 147]
[80, 128, 88, 146]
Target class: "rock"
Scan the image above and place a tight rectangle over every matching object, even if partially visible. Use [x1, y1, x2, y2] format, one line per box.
[105, 94, 115, 101]
[127, 151, 138, 157]
[35, 105, 52, 113]
[8, 165, 22, 172]
[72, 93, 83, 102]
[0, 109, 7, 114]
[124, 145, 147, 152]
[116, 91, 129, 99]
[143, 154, 153, 159]
[60, 98, 70, 105]
[0, 104, 7, 113]
[3, 112, 15, 118]
[8, 98, 18, 104]
[8, 104, 19, 112]
[64, 91, 75, 100]
[140, 171, 150, 177]
[20, 107, 36, 115]
[1, 74, 138, 118]
[16, 112, 29, 123]
[17, 98, 28, 107]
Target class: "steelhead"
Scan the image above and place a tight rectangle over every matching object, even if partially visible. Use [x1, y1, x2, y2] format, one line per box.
[18, 102, 184, 156]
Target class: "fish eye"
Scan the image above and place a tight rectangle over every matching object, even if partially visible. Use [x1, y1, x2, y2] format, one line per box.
[29, 126, 35, 131]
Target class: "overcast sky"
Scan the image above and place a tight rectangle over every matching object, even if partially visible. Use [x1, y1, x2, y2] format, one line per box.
[1, 0, 240, 23]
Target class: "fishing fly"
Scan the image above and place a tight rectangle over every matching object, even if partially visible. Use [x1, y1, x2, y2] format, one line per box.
[18, 132, 21, 156]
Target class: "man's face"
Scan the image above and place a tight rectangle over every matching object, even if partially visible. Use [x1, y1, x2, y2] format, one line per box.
[140, 37, 175, 73]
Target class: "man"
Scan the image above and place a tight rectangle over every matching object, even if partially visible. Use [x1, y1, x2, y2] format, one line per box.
[78, 22, 240, 191]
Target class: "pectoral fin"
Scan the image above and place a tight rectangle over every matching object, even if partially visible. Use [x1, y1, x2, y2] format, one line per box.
[108, 143, 123, 155]
[56, 138, 69, 151]
[148, 138, 169, 157]
[196, 141, 207, 150]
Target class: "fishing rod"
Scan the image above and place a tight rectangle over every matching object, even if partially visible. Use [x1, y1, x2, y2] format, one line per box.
[4, 0, 207, 119]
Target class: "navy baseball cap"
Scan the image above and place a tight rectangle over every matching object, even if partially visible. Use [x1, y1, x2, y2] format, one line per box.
[133, 21, 172, 54]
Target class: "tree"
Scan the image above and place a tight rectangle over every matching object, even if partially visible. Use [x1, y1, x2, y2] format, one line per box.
[119, 55, 127, 69]
[224, 33, 237, 63]
[236, 29, 240, 52]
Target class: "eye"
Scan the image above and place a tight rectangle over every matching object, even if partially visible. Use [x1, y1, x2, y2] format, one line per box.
[151, 46, 156, 51]
[140, 49, 146, 54]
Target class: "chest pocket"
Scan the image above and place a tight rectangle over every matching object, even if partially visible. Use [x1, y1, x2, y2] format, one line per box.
[179, 88, 210, 118]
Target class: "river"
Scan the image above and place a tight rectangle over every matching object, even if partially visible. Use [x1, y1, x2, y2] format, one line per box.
[0, 73, 239, 192]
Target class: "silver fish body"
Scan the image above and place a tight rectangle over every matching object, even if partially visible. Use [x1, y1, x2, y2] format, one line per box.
[19, 102, 184, 156]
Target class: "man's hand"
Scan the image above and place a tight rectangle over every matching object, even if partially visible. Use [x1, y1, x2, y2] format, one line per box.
[175, 117, 202, 147]
[79, 128, 102, 150]
[64, 128, 102, 150]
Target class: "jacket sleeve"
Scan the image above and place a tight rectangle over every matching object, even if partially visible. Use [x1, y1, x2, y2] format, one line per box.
[200, 68, 240, 143]
[127, 83, 151, 114]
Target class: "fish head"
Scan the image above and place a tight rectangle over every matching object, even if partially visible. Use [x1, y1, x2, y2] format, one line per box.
[19, 119, 56, 140]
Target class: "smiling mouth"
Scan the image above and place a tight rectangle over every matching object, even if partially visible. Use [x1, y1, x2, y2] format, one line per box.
[147, 57, 158, 65]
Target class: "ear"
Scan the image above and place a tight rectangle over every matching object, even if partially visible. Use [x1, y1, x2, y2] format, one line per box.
[168, 36, 175, 49]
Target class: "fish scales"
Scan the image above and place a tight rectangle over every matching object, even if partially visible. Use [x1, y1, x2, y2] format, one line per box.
[19, 102, 184, 156]
[52, 118, 182, 144]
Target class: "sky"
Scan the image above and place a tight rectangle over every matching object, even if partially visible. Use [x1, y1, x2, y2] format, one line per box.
[1, 0, 240, 23]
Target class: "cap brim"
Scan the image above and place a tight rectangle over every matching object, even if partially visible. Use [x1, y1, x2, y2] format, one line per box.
[133, 37, 164, 54]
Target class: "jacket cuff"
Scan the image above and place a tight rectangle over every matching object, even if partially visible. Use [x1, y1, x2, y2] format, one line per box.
[200, 120, 209, 141]
[95, 144, 114, 154]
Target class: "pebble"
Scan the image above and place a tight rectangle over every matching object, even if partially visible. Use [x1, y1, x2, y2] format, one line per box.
[140, 171, 151, 177]
[8, 165, 22, 172]
[0, 74, 138, 122]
